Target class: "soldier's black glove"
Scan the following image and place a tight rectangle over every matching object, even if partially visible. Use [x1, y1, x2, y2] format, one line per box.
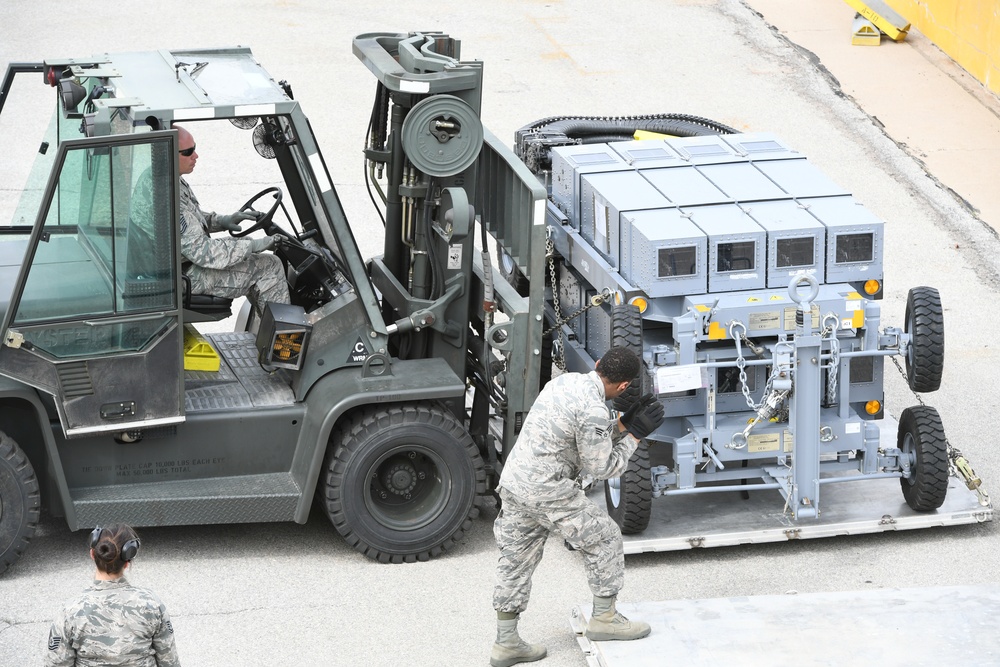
[620, 393, 664, 440]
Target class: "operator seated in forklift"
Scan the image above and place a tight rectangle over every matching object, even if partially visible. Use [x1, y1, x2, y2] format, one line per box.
[130, 124, 290, 316]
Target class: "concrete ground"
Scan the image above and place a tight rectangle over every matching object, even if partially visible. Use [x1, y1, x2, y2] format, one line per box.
[1, 1, 999, 666]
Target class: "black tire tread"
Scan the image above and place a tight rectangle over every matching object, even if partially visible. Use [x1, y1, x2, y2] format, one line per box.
[322, 403, 486, 563]
[898, 405, 949, 512]
[605, 303, 652, 533]
[905, 286, 945, 393]
[0, 431, 41, 575]
[611, 304, 644, 413]
[606, 444, 652, 534]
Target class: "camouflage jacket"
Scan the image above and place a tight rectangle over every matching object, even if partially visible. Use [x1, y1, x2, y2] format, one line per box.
[45, 578, 180, 667]
[179, 178, 256, 270]
[498, 370, 637, 502]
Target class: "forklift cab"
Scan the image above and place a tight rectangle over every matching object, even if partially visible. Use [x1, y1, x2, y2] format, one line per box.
[0, 49, 368, 440]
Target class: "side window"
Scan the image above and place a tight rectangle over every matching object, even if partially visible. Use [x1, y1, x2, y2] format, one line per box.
[11, 136, 177, 358]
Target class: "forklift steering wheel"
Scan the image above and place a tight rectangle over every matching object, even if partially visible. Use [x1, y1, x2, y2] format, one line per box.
[230, 186, 284, 237]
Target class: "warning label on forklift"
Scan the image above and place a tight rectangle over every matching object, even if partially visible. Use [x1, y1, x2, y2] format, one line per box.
[348, 337, 369, 363]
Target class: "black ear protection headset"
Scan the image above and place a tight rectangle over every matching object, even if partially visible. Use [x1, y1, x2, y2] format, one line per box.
[89, 526, 140, 562]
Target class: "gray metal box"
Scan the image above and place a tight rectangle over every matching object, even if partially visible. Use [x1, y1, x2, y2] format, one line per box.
[685, 204, 767, 292]
[742, 199, 826, 288]
[621, 207, 708, 297]
[801, 196, 884, 285]
[580, 171, 671, 268]
[550, 144, 630, 228]
[665, 134, 742, 164]
[722, 132, 801, 161]
[641, 166, 732, 207]
[698, 162, 788, 202]
[754, 158, 849, 198]
[608, 139, 683, 168]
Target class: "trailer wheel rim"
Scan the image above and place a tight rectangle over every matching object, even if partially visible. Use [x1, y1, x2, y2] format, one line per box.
[901, 432, 917, 485]
[607, 476, 622, 508]
[362, 445, 451, 531]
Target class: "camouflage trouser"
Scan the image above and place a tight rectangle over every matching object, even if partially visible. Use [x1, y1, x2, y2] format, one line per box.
[493, 488, 624, 614]
[186, 253, 290, 314]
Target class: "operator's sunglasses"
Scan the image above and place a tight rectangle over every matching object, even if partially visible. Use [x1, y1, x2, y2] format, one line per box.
[178, 145, 196, 157]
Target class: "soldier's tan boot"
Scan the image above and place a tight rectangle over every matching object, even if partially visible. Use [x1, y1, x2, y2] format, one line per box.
[490, 613, 547, 667]
[585, 595, 651, 641]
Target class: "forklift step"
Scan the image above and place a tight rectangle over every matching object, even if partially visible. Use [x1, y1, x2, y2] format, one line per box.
[70, 472, 301, 528]
[570, 584, 1000, 665]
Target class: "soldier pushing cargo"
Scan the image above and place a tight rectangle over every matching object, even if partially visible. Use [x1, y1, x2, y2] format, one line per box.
[490, 346, 665, 666]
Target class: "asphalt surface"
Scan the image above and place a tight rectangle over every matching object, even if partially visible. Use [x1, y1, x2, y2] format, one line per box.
[2, 1, 999, 666]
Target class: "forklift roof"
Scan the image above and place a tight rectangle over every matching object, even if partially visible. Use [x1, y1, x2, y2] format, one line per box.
[47, 47, 295, 123]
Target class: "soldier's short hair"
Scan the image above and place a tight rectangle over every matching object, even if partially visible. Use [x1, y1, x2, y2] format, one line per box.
[596, 347, 639, 384]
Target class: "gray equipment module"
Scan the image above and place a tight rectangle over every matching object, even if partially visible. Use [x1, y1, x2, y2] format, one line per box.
[513, 117, 985, 532]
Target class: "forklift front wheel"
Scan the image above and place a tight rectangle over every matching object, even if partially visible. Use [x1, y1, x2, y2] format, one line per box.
[321, 403, 487, 563]
[0, 431, 40, 575]
[898, 405, 949, 512]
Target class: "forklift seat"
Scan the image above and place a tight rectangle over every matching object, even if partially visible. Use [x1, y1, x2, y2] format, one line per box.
[182, 274, 233, 321]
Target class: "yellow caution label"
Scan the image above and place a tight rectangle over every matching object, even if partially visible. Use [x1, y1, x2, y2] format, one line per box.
[747, 296, 761, 303]
[769, 295, 784, 301]
[708, 321, 729, 340]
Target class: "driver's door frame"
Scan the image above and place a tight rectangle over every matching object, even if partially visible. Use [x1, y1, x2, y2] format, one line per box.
[0, 129, 187, 438]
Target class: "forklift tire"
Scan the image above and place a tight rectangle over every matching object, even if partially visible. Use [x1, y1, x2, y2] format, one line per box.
[605, 443, 652, 534]
[0, 431, 40, 575]
[898, 405, 949, 512]
[904, 286, 944, 393]
[321, 403, 487, 563]
[497, 246, 528, 297]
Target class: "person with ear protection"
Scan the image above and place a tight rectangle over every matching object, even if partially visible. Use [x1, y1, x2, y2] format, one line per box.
[44, 524, 180, 667]
[490, 346, 665, 667]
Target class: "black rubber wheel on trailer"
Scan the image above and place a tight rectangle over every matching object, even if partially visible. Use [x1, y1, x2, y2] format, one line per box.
[898, 405, 949, 511]
[604, 303, 652, 534]
[610, 303, 646, 412]
[497, 246, 529, 297]
[604, 442, 652, 534]
[321, 403, 487, 563]
[904, 286, 945, 393]
[0, 431, 40, 575]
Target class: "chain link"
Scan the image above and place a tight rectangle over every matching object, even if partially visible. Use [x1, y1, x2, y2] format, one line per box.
[545, 230, 612, 371]
[821, 315, 840, 405]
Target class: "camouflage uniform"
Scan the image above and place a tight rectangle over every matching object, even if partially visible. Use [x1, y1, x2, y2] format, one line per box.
[45, 578, 180, 667]
[179, 178, 290, 313]
[493, 370, 638, 615]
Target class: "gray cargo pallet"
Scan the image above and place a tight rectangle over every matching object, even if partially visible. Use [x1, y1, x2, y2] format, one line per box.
[570, 584, 1000, 666]
[615, 417, 992, 554]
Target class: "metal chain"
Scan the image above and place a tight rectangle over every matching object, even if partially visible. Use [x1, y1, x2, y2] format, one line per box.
[546, 232, 566, 371]
[821, 315, 840, 405]
[890, 354, 990, 506]
[544, 230, 611, 370]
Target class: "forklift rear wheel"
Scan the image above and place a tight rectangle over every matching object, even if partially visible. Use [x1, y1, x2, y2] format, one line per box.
[605, 443, 652, 534]
[322, 403, 487, 563]
[606, 303, 652, 534]
[904, 286, 944, 393]
[898, 405, 949, 512]
[0, 431, 40, 575]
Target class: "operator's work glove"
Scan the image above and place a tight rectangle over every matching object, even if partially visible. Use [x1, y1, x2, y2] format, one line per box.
[217, 210, 258, 232]
[620, 393, 664, 440]
[249, 236, 276, 253]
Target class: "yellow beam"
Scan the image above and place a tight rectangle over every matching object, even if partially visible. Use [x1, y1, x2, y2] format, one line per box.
[843, 0, 910, 41]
